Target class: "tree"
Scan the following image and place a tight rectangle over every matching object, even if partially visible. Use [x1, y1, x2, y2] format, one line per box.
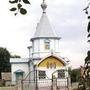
[83, 1, 90, 43]
[0, 47, 11, 78]
[9, 0, 31, 15]
[70, 68, 80, 83]
[10, 54, 21, 58]
[83, 1, 90, 89]
[77, 1, 90, 89]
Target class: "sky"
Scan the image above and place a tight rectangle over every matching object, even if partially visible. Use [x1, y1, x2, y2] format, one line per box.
[0, 0, 89, 68]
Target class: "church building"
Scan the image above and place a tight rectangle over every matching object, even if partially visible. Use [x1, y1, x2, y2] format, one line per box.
[10, 0, 70, 87]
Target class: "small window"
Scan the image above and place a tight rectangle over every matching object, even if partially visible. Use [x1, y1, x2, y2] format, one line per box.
[16, 73, 23, 81]
[44, 39, 50, 50]
[38, 71, 46, 79]
[58, 70, 65, 78]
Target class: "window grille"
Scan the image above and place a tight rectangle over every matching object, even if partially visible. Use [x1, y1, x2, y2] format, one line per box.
[38, 71, 46, 79]
[58, 70, 65, 78]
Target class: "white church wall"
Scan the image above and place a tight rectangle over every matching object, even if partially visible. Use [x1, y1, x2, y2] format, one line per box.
[33, 39, 39, 53]
[11, 63, 29, 84]
[32, 39, 60, 58]
[39, 39, 45, 52]
[32, 39, 40, 58]
[54, 40, 60, 52]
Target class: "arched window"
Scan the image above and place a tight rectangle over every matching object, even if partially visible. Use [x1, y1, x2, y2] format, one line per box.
[15, 69, 24, 82]
[44, 39, 50, 50]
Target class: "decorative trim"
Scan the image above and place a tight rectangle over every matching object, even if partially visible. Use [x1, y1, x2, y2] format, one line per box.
[31, 51, 60, 54]
[29, 57, 41, 61]
[14, 69, 24, 73]
[10, 62, 28, 64]
[30, 37, 61, 41]
[37, 55, 66, 66]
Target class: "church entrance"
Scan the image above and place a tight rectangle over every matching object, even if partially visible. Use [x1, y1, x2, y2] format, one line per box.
[18, 55, 69, 90]
[19, 70, 52, 90]
[20, 70, 69, 90]
[51, 75, 57, 90]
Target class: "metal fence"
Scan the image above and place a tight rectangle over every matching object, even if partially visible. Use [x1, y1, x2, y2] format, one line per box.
[0, 79, 69, 90]
[0, 86, 18, 90]
[21, 79, 69, 90]
[21, 79, 52, 90]
[2, 69, 70, 90]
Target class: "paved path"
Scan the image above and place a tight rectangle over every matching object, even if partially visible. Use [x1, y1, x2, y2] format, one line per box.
[38, 86, 69, 90]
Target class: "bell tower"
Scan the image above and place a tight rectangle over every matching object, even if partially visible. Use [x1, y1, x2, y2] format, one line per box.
[30, 0, 61, 59]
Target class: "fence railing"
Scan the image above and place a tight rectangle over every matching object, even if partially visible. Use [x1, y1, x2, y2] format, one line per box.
[0, 79, 70, 90]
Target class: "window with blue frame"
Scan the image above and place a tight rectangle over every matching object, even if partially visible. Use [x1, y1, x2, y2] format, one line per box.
[16, 73, 23, 81]
[15, 70, 24, 81]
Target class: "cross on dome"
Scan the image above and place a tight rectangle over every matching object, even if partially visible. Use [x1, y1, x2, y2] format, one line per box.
[41, 0, 47, 13]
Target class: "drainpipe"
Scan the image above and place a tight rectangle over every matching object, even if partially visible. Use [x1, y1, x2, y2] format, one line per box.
[35, 65, 38, 90]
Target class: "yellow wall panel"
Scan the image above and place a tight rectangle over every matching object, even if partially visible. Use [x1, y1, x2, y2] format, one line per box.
[38, 56, 65, 68]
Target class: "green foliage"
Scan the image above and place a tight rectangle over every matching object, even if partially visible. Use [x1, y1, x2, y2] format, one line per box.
[9, 0, 30, 15]
[78, 78, 86, 90]
[10, 54, 21, 58]
[22, 0, 30, 4]
[78, 51, 90, 89]
[83, 2, 90, 43]
[10, 7, 17, 11]
[87, 21, 90, 33]
[77, 1, 90, 89]
[20, 8, 27, 15]
[9, 0, 18, 3]
[85, 51, 90, 69]
[0, 47, 21, 78]
[70, 68, 80, 83]
[0, 47, 11, 78]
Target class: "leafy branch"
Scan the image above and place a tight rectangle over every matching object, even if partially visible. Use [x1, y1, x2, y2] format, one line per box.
[9, 0, 30, 15]
[83, 1, 90, 43]
[78, 1, 90, 89]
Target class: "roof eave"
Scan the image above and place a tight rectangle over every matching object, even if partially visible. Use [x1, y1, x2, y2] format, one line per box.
[30, 37, 61, 41]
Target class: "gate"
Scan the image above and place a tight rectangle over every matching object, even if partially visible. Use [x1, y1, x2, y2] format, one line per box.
[51, 75, 57, 90]
[51, 71, 69, 90]
[38, 79, 52, 90]
[21, 79, 52, 90]
[20, 70, 52, 90]
[19, 70, 69, 90]
[21, 77, 69, 90]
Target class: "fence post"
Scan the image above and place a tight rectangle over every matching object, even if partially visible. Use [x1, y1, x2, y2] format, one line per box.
[51, 75, 53, 90]
[35, 69, 38, 90]
[21, 80, 23, 90]
[67, 77, 69, 90]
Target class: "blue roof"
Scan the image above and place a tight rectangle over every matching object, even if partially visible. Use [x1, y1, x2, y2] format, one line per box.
[14, 69, 24, 73]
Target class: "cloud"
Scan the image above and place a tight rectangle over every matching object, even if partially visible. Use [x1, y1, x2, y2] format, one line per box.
[0, 0, 88, 68]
